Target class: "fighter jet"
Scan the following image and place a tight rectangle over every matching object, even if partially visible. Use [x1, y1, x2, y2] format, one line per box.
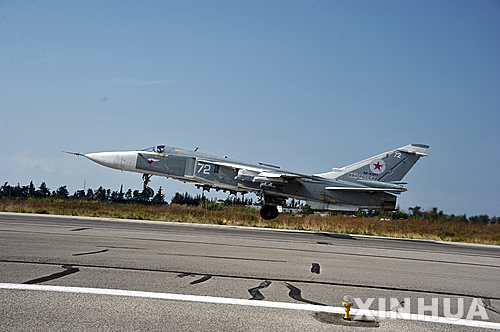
[66, 143, 429, 220]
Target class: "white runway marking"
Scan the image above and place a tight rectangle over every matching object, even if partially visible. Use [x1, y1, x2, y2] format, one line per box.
[1, 283, 499, 330]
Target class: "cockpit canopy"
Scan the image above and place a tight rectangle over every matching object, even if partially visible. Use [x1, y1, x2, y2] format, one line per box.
[143, 145, 167, 153]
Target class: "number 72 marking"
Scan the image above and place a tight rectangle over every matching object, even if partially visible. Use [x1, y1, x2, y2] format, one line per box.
[197, 163, 211, 175]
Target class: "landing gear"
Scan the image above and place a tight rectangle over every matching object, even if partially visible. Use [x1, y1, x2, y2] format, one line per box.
[258, 191, 283, 220]
[260, 205, 279, 220]
[142, 174, 154, 198]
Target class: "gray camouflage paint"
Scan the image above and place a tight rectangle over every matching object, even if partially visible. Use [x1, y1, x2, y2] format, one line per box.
[133, 144, 428, 211]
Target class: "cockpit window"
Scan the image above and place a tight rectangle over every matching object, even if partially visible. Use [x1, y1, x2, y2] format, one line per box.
[141, 145, 167, 153]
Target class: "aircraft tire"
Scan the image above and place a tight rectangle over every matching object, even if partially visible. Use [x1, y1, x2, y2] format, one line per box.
[270, 206, 279, 219]
[260, 205, 279, 220]
[143, 186, 154, 198]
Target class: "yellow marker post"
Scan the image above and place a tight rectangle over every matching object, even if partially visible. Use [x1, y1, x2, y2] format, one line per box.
[342, 295, 354, 320]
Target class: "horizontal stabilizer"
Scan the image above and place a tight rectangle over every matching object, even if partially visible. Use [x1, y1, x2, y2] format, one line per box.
[397, 143, 429, 156]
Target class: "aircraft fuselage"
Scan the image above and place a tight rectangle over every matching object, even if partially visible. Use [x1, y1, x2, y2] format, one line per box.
[77, 143, 429, 219]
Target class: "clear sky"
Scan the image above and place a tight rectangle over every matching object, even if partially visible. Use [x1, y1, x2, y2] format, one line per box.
[1, 1, 499, 217]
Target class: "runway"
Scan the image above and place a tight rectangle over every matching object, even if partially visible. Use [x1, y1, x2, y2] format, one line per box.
[1, 212, 499, 331]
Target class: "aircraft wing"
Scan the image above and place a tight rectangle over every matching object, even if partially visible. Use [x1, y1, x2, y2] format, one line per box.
[198, 159, 264, 173]
[253, 171, 305, 185]
[198, 159, 305, 185]
[325, 186, 406, 193]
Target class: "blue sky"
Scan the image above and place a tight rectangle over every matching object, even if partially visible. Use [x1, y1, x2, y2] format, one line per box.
[1, 1, 499, 217]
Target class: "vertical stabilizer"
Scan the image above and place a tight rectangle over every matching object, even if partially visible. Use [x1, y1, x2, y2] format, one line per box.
[316, 144, 429, 182]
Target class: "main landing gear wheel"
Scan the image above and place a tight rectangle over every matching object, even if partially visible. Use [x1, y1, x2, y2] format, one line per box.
[260, 205, 279, 220]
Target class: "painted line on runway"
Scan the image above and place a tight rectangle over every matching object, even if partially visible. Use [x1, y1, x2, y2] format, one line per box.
[1, 283, 499, 330]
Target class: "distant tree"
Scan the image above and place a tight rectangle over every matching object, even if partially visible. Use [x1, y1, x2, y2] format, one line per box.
[151, 186, 166, 205]
[12, 183, 31, 198]
[383, 210, 408, 220]
[36, 182, 51, 198]
[94, 186, 107, 201]
[73, 190, 86, 199]
[29, 181, 35, 197]
[224, 194, 252, 206]
[124, 189, 132, 201]
[171, 192, 184, 204]
[302, 204, 313, 215]
[110, 188, 124, 203]
[425, 207, 439, 221]
[12, 184, 21, 197]
[132, 190, 149, 204]
[118, 185, 125, 202]
[54, 186, 69, 198]
[171, 192, 201, 205]
[86, 188, 94, 200]
[469, 215, 490, 225]
[1, 182, 12, 197]
[409, 206, 422, 218]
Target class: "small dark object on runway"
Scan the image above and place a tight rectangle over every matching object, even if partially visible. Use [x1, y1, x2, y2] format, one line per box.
[314, 312, 379, 327]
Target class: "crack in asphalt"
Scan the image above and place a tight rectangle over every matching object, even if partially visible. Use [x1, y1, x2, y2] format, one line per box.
[285, 282, 325, 306]
[92, 236, 500, 269]
[248, 280, 271, 300]
[97, 246, 145, 250]
[4, 259, 499, 300]
[3, 228, 498, 266]
[70, 228, 92, 232]
[176, 273, 213, 285]
[177, 273, 195, 278]
[22, 265, 80, 284]
[190, 275, 212, 285]
[72, 249, 109, 256]
[159, 253, 286, 263]
[483, 298, 500, 316]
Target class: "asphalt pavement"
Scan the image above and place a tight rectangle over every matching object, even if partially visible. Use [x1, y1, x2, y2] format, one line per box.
[1, 212, 499, 331]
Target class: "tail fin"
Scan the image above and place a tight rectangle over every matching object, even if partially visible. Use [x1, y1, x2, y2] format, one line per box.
[317, 144, 429, 182]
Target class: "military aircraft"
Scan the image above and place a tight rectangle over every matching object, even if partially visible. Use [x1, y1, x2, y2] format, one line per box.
[66, 143, 429, 220]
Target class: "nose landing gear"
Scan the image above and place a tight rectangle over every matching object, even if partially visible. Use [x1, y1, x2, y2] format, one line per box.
[142, 174, 154, 198]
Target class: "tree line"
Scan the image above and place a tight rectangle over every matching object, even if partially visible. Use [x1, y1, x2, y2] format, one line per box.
[0, 181, 252, 207]
[171, 191, 253, 206]
[0, 181, 497, 225]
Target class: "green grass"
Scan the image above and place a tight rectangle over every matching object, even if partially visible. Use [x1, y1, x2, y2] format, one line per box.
[1, 197, 498, 245]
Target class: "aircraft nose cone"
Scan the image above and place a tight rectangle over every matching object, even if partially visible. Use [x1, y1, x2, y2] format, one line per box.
[85, 152, 122, 170]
